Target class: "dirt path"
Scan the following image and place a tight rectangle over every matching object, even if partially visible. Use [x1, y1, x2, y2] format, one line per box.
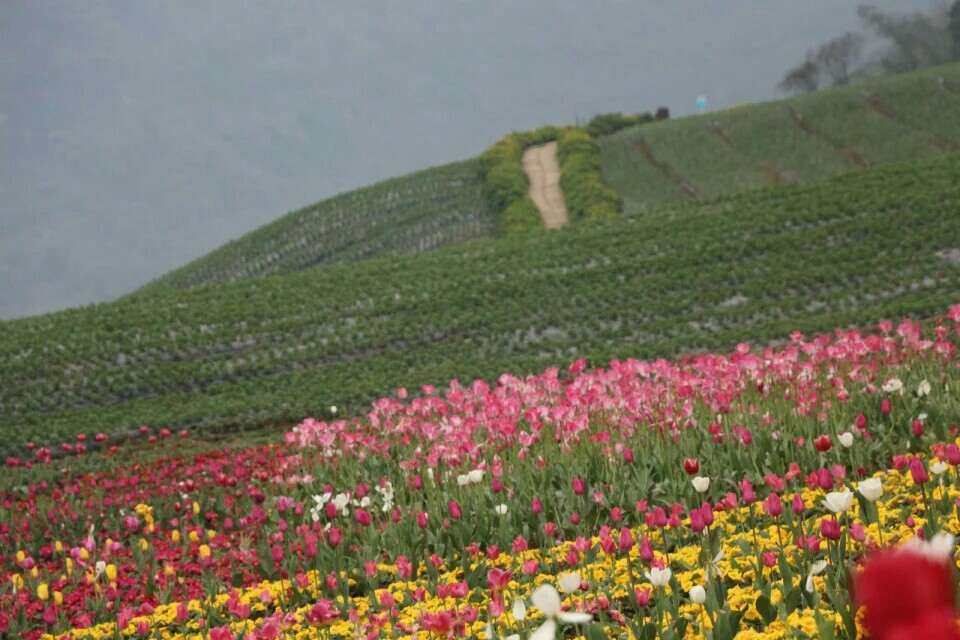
[522, 141, 569, 229]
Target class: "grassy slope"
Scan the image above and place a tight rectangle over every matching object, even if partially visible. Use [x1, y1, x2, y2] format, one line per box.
[600, 62, 960, 212]
[2, 152, 959, 450]
[138, 159, 494, 292]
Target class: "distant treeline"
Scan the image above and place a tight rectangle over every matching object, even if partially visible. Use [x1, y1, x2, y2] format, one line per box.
[780, 1, 960, 94]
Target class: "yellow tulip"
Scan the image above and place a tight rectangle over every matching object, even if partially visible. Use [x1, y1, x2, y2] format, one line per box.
[37, 583, 49, 601]
[54, 591, 63, 606]
[207, 529, 215, 541]
[189, 530, 200, 543]
[171, 530, 181, 543]
[66, 558, 73, 574]
[15, 550, 25, 564]
[54, 541, 63, 553]
[198, 544, 211, 559]
[105, 564, 117, 582]
[79, 548, 89, 561]
[10, 574, 23, 592]
[140, 538, 149, 552]
[193, 501, 200, 516]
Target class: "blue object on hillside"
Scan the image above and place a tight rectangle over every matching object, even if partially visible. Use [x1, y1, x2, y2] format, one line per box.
[695, 95, 708, 112]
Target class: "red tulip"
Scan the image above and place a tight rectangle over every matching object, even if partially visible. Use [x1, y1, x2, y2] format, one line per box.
[448, 501, 462, 520]
[683, 458, 700, 475]
[814, 435, 832, 452]
[572, 477, 585, 496]
[854, 542, 959, 640]
[881, 398, 892, 415]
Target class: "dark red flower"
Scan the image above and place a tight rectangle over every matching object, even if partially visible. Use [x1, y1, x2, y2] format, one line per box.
[814, 435, 832, 452]
[683, 458, 700, 475]
[854, 545, 958, 640]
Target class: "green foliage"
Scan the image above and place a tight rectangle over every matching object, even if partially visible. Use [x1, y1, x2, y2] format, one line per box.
[584, 111, 654, 138]
[499, 197, 542, 235]
[600, 62, 960, 212]
[558, 128, 622, 220]
[140, 159, 495, 292]
[2, 153, 959, 451]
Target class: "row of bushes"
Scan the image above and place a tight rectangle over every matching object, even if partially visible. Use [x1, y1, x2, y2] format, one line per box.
[556, 128, 622, 221]
[479, 114, 650, 235]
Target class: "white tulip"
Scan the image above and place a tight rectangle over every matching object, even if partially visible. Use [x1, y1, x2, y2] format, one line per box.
[932, 461, 949, 476]
[904, 532, 956, 561]
[691, 476, 711, 493]
[494, 504, 508, 516]
[456, 474, 470, 486]
[558, 571, 581, 594]
[822, 489, 854, 514]
[882, 378, 903, 393]
[530, 584, 593, 640]
[838, 432, 854, 448]
[645, 566, 672, 588]
[467, 469, 485, 484]
[806, 559, 828, 592]
[857, 478, 883, 502]
[512, 597, 527, 621]
[917, 379, 931, 397]
[329, 405, 338, 415]
[689, 584, 706, 604]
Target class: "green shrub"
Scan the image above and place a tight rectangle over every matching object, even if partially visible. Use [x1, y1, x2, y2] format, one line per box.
[585, 111, 654, 138]
[499, 197, 542, 235]
[557, 127, 623, 220]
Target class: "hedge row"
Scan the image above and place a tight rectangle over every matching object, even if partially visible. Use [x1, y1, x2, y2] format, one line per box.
[479, 115, 646, 234]
[557, 128, 623, 221]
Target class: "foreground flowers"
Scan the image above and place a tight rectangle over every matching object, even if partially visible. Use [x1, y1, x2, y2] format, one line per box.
[2, 306, 960, 639]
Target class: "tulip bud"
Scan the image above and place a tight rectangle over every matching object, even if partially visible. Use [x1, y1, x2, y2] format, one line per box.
[683, 458, 700, 475]
[814, 435, 832, 452]
[689, 585, 706, 604]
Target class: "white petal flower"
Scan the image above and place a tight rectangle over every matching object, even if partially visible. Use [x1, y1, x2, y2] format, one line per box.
[512, 597, 526, 621]
[838, 432, 854, 448]
[645, 566, 672, 587]
[822, 489, 854, 514]
[806, 559, 828, 593]
[532, 584, 562, 618]
[530, 584, 592, 639]
[691, 476, 711, 493]
[467, 469, 485, 484]
[558, 572, 580, 594]
[530, 618, 557, 640]
[882, 378, 903, 393]
[456, 474, 470, 486]
[917, 380, 931, 397]
[494, 504, 508, 516]
[689, 585, 706, 604]
[95, 560, 107, 579]
[858, 478, 883, 502]
[904, 532, 956, 561]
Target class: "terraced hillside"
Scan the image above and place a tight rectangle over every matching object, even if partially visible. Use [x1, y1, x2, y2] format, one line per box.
[600, 62, 960, 212]
[139, 159, 494, 292]
[3, 152, 959, 452]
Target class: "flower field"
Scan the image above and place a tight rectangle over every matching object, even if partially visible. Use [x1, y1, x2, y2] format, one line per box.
[4, 305, 960, 639]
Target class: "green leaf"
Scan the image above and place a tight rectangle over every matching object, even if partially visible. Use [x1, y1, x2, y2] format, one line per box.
[756, 594, 778, 626]
[784, 586, 801, 613]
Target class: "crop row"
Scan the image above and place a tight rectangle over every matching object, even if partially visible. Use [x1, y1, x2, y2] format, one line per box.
[600, 62, 960, 212]
[138, 159, 495, 292]
[1, 153, 958, 449]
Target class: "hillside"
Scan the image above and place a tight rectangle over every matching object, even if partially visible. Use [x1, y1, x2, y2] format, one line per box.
[138, 64, 960, 296]
[138, 159, 494, 292]
[600, 62, 960, 211]
[2, 152, 959, 452]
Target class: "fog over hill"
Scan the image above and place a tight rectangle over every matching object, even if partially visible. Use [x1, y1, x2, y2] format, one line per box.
[0, 0, 929, 319]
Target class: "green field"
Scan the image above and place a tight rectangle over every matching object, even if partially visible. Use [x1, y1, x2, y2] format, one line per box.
[3, 152, 959, 452]
[139, 159, 494, 292]
[600, 62, 960, 212]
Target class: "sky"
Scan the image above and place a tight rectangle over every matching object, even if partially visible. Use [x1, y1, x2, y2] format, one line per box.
[0, 0, 933, 320]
